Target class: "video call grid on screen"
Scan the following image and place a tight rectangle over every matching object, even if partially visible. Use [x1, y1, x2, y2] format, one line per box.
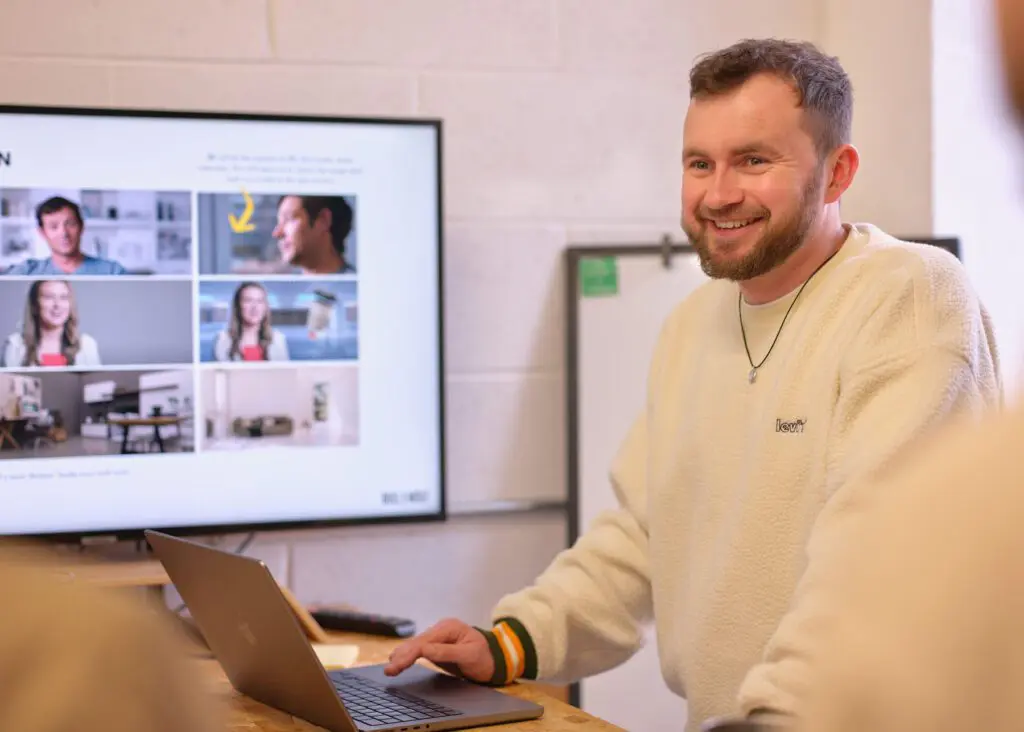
[0, 105, 444, 536]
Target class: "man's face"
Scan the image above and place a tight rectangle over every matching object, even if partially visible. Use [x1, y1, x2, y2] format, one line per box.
[38, 207, 83, 258]
[681, 73, 826, 281]
[996, 0, 1024, 121]
[273, 196, 315, 266]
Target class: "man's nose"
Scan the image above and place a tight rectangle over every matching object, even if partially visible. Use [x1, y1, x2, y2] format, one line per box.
[703, 170, 744, 210]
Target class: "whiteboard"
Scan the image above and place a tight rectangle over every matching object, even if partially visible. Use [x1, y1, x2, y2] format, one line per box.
[563, 236, 961, 730]
[565, 243, 708, 731]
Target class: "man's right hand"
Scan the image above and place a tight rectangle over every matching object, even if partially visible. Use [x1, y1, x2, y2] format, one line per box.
[383, 618, 495, 683]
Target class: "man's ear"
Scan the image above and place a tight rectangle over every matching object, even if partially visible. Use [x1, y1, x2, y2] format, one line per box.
[315, 207, 333, 232]
[823, 144, 859, 205]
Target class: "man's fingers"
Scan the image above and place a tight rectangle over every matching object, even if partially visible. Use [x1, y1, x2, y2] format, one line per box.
[382, 620, 475, 677]
[384, 639, 470, 676]
[383, 639, 424, 676]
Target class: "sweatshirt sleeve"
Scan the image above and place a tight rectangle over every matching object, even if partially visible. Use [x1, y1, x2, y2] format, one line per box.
[481, 298, 701, 686]
[736, 251, 1003, 720]
[485, 410, 653, 684]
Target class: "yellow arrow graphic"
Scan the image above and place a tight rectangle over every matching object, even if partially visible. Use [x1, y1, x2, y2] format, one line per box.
[228, 188, 256, 233]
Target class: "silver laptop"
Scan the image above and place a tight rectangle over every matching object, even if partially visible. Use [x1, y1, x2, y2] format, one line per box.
[145, 530, 544, 732]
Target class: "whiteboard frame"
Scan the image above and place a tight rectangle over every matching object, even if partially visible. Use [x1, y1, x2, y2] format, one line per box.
[563, 240, 697, 708]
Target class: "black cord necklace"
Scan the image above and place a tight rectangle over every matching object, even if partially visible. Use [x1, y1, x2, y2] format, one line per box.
[739, 248, 840, 384]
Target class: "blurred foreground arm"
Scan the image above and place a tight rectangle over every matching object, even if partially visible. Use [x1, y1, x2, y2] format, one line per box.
[773, 405, 1024, 732]
[0, 543, 222, 732]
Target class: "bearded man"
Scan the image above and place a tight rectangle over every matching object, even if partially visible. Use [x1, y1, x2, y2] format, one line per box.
[383, 37, 1002, 732]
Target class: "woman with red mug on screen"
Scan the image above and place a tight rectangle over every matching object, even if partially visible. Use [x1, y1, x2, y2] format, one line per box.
[213, 281, 289, 362]
[1, 279, 101, 367]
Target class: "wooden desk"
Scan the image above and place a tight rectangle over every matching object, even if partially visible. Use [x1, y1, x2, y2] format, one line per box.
[60, 555, 620, 730]
[55, 557, 171, 588]
[195, 630, 623, 731]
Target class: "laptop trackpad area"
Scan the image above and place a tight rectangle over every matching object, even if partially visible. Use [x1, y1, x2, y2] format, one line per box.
[335, 663, 543, 719]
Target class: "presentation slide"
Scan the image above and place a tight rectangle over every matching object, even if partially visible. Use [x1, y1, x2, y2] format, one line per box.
[0, 108, 443, 536]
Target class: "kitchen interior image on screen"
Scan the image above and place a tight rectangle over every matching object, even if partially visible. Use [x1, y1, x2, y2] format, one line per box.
[200, 365, 359, 450]
[0, 369, 195, 459]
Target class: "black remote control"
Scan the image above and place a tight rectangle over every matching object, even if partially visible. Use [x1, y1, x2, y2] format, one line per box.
[310, 608, 417, 638]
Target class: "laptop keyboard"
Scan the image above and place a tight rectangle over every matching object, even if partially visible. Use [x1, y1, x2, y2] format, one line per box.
[330, 670, 463, 729]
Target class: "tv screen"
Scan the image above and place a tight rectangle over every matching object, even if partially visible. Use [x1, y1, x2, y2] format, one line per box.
[0, 105, 444, 539]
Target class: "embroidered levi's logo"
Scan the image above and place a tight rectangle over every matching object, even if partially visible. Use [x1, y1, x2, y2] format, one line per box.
[775, 417, 807, 434]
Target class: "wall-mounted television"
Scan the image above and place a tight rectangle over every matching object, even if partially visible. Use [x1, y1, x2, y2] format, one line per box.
[0, 104, 445, 540]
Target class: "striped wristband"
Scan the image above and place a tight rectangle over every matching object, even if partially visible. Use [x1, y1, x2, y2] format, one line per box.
[476, 617, 538, 685]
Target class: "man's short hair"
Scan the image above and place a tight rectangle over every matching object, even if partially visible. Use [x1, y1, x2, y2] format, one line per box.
[35, 196, 84, 228]
[688, 38, 853, 158]
[288, 195, 354, 256]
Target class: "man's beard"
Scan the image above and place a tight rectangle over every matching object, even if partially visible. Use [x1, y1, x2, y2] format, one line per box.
[682, 173, 823, 281]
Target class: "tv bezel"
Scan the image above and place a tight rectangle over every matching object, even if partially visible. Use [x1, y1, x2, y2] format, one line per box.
[0, 103, 447, 543]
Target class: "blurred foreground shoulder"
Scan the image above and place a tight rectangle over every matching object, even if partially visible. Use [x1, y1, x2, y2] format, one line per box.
[0, 543, 223, 732]
[789, 400, 1024, 732]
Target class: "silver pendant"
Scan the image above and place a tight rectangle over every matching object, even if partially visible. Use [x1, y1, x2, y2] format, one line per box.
[748, 367, 757, 384]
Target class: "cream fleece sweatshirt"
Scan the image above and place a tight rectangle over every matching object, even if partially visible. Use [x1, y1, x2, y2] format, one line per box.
[486, 223, 1003, 731]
